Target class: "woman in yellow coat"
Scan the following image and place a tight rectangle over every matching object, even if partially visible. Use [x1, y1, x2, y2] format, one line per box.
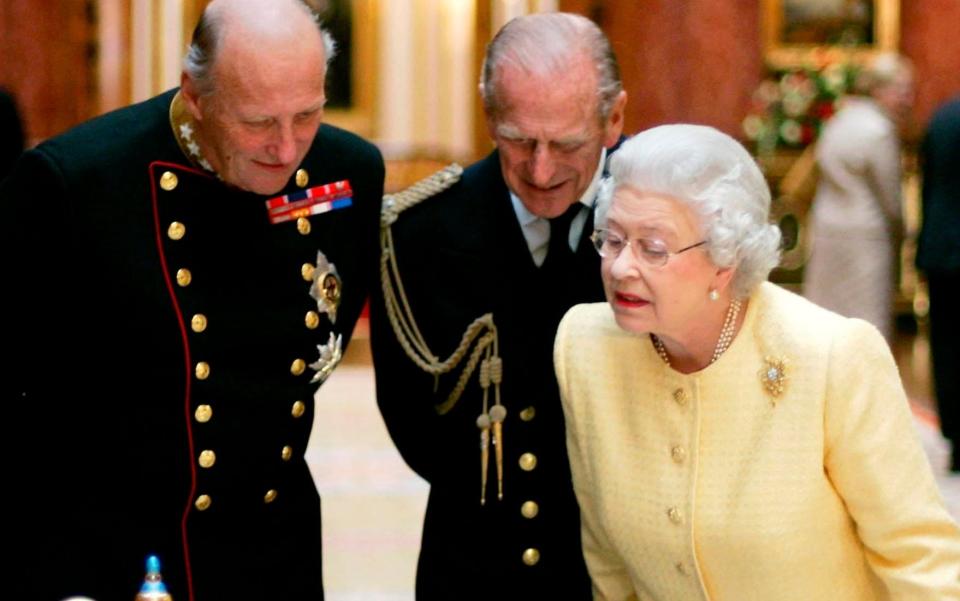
[555, 124, 960, 600]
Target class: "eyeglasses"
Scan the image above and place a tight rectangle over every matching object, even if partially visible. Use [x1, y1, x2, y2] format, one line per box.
[590, 228, 708, 268]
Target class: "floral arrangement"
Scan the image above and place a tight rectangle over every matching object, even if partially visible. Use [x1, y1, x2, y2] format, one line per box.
[743, 61, 859, 153]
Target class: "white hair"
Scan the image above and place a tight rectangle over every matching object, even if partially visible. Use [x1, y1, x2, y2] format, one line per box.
[596, 124, 782, 298]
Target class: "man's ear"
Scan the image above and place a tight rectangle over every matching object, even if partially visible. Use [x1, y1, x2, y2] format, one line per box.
[180, 72, 205, 122]
[603, 90, 628, 148]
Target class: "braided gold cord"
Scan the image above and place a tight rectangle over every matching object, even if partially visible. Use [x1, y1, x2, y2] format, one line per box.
[379, 164, 502, 415]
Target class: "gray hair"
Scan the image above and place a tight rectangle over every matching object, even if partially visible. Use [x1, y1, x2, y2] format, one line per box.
[596, 124, 782, 298]
[854, 51, 913, 96]
[183, 0, 337, 96]
[480, 12, 622, 122]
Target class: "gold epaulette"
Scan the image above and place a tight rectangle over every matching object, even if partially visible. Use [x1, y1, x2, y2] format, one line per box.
[380, 163, 463, 226]
[379, 163, 507, 504]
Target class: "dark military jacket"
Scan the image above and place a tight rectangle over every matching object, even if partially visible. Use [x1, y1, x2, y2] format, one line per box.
[1, 88, 384, 600]
[370, 150, 606, 600]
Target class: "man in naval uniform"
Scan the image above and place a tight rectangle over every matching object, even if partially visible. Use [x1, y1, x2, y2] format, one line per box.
[370, 13, 627, 600]
[2, 1, 383, 599]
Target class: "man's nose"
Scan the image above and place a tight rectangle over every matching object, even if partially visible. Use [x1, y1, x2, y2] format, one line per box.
[270, 122, 297, 164]
[527, 144, 557, 187]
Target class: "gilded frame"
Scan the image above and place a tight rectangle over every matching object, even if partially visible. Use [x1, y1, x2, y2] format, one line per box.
[762, 0, 900, 68]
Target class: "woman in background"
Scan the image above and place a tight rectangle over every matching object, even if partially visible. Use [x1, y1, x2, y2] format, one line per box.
[803, 52, 914, 342]
[555, 124, 960, 600]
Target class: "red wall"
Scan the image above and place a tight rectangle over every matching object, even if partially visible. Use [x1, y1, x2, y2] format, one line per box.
[562, 0, 960, 139]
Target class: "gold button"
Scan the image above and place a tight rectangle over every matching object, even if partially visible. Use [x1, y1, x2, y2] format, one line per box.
[281, 445, 293, 461]
[518, 452, 538, 471]
[301, 262, 316, 282]
[522, 548, 540, 566]
[191, 313, 208, 333]
[296, 217, 311, 235]
[671, 445, 686, 463]
[167, 222, 186, 241]
[160, 171, 178, 191]
[264, 489, 278, 504]
[519, 406, 536, 422]
[673, 388, 687, 406]
[667, 506, 683, 525]
[195, 404, 213, 423]
[195, 361, 210, 380]
[176, 268, 192, 287]
[295, 168, 309, 188]
[291, 400, 306, 418]
[198, 450, 216, 468]
[290, 358, 306, 376]
[194, 494, 211, 511]
[521, 500, 539, 519]
[305, 311, 320, 330]
[676, 562, 690, 576]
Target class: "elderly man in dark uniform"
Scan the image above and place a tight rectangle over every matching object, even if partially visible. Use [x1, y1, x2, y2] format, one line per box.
[371, 12, 627, 600]
[2, 1, 383, 599]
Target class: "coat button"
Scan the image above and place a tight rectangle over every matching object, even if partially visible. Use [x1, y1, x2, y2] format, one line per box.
[291, 400, 306, 418]
[671, 445, 686, 463]
[305, 311, 320, 330]
[264, 489, 278, 504]
[667, 506, 683, 525]
[167, 222, 186, 241]
[518, 453, 538, 471]
[176, 268, 192, 287]
[522, 548, 540, 566]
[521, 500, 539, 519]
[198, 450, 216, 468]
[281, 445, 293, 461]
[194, 494, 212, 511]
[519, 406, 536, 422]
[195, 361, 210, 380]
[295, 168, 309, 188]
[195, 404, 212, 423]
[673, 388, 687, 406]
[301, 262, 315, 282]
[191, 313, 208, 333]
[290, 359, 306, 376]
[296, 217, 311, 235]
[160, 171, 178, 191]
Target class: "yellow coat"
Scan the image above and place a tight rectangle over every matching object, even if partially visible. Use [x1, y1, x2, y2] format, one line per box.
[555, 282, 960, 600]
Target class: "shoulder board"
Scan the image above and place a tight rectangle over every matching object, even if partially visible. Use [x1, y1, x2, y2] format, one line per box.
[381, 163, 463, 226]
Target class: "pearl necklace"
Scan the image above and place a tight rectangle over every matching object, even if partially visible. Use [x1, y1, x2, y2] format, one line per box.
[651, 298, 743, 367]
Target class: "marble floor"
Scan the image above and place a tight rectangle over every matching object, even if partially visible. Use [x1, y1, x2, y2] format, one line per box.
[307, 325, 959, 601]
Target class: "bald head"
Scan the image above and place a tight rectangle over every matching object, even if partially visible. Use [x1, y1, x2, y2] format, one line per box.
[184, 0, 336, 96]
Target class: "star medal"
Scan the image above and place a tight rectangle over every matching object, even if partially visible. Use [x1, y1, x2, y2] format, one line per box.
[310, 332, 343, 384]
[309, 250, 342, 324]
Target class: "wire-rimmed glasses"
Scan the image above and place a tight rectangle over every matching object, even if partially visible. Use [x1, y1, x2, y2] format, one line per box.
[590, 228, 708, 268]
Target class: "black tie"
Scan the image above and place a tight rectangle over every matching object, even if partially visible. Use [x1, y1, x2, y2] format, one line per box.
[544, 203, 582, 265]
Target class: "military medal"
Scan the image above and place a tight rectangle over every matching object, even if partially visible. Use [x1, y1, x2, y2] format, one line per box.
[309, 250, 341, 324]
[265, 179, 353, 225]
[309, 332, 343, 384]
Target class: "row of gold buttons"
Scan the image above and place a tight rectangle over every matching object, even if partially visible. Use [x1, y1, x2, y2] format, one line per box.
[517, 403, 540, 565]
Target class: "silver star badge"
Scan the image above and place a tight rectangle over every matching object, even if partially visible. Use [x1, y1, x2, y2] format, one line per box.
[310, 332, 343, 384]
[309, 250, 341, 325]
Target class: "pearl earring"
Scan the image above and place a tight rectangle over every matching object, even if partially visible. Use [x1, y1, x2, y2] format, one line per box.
[709, 289, 719, 301]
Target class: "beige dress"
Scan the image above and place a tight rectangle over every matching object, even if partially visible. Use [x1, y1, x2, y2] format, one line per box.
[803, 97, 903, 341]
